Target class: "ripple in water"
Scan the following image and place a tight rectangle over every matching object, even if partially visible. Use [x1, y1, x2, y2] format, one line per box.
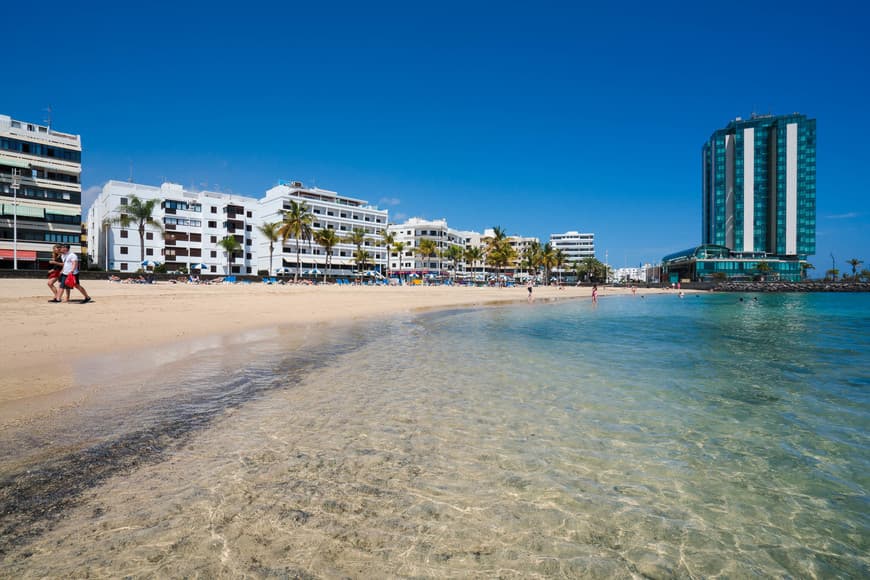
[1, 293, 868, 578]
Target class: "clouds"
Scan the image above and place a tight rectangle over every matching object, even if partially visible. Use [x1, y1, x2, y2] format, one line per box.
[825, 212, 859, 219]
[81, 185, 103, 214]
[378, 197, 401, 207]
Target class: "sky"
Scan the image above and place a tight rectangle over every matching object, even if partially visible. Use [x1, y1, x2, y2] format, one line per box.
[3, 0, 868, 271]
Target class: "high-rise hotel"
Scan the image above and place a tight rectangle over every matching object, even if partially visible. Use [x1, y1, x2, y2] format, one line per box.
[702, 113, 816, 258]
[663, 113, 816, 282]
[0, 114, 82, 269]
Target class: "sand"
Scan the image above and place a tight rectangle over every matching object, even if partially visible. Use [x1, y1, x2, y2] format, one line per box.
[0, 278, 675, 422]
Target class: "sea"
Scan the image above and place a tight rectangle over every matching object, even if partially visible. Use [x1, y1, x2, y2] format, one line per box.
[1, 292, 868, 578]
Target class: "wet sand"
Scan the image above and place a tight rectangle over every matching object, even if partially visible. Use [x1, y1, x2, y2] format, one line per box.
[0, 279, 674, 424]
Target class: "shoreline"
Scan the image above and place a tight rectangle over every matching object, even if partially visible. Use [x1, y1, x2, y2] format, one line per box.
[0, 279, 678, 420]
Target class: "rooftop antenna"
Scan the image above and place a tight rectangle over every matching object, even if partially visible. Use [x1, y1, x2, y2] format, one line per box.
[44, 104, 52, 130]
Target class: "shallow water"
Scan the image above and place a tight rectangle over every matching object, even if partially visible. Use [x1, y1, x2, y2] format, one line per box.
[1, 293, 868, 577]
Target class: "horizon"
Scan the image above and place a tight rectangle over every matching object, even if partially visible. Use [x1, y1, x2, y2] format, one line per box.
[3, 0, 868, 271]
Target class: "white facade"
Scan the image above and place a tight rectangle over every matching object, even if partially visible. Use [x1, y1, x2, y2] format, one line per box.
[87, 181, 259, 274]
[613, 265, 649, 283]
[549, 230, 595, 262]
[387, 218, 480, 275]
[0, 114, 82, 269]
[256, 181, 388, 276]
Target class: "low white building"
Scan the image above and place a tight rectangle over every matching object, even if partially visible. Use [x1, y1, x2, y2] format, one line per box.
[256, 180, 388, 276]
[613, 265, 649, 283]
[87, 181, 259, 275]
[550, 231, 595, 263]
[387, 217, 479, 276]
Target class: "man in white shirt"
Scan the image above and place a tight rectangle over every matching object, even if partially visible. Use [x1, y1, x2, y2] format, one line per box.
[54, 244, 92, 304]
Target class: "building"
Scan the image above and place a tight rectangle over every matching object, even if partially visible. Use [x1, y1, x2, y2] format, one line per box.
[0, 114, 82, 269]
[613, 265, 648, 283]
[387, 217, 478, 277]
[257, 181, 388, 276]
[87, 181, 259, 275]
[549, 231, 595, 263]
[664, 113, 816, 283]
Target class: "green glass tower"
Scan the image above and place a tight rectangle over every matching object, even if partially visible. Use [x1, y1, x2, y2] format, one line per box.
[702, 113, 816, 258]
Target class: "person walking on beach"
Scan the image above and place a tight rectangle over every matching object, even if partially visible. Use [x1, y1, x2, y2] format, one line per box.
[592, 284, 598, 303]
[55, 244, 92, 304]
[46, 244, 63, 301]
[527, 280, 534, 302]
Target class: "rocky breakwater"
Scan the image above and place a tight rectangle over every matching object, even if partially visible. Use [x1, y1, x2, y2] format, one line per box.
[714, 281, 870, 293]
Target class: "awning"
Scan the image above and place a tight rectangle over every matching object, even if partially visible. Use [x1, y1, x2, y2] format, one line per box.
[0, 156, 31, 170]
[0, 249, 37, 260]
[2, 204, 45, 218]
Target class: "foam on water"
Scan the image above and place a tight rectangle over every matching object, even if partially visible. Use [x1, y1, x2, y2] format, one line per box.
[1, 293, 868, 577]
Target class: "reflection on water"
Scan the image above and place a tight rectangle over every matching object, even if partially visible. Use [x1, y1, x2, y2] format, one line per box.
[1, 294, 868, 577]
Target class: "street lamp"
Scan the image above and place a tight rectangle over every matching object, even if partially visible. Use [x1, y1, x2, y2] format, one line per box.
[10, 168, 20, 270]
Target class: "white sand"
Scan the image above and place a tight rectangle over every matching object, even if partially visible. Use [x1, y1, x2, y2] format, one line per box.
[0, 278, 675, 419]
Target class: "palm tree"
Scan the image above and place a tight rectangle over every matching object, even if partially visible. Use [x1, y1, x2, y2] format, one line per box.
[218, 235, 241, 275]
[800, 262, 815, 281]
[314, 227, 340, 283]
[391, 241, 406, 280]
[353, 248, 370, 273]
[257, 222, 281, 275]
[277, 200, 314, 282]
[757, 261, 771, 280]
[541, 243, 557, 285]
[486, 226, 510, 285]
[444, 244, 464, 282]
[111, 195, 163, 267]
[522, 241, 542, 280]
[381, 230, 396, 279]
[554, 249, 567, 285]
[464, 246, 483, 280]
[860, 268, 870, 283]
[417, 238, 438, 279]
[846, 258, 864, 281]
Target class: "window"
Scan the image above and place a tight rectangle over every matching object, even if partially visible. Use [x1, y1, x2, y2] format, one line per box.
[146, 232, 153, 240]
[246, 253, 252, 260]
[120, 247, 128, 254]
[246, 225, 252, 232]
[120, 230, 128, 238]
[210, 251, 217, 258]
[120, 197, 128, 206]
[208, 221, 217, 228]
[146, 249, 153, 256]
[120, 262, 127, 270]
[246, 211, 252, 218]
[210, 236, 217, 243]
[211, 207, 217, 214]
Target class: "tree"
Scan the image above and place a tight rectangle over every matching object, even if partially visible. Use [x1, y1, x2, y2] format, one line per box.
[392, 241, 406, 279]
[541, 243, 557, 285]
[756, 261, 771, 280]
[800, 262, 815, 280]
[218, 235, 241, 274]
[111, 195, 163, 267]
[353, 248, 370, 273]
[522, 241, 542, 280]
[444, 244, 465, 282]
[417, 238, 438, 277]
[381, 229, 396, 279]
[278, 200, 314, 282]
[846, 258, 864, 281]
[554, 249, 568, 285]
[314, 227, 340, 283]
[485, 226, 511, 285]
[825, 268, 840, 281]
[464, 246, 483, 279]
[860, 268, 870, 283]
[257, 222, 281, 275]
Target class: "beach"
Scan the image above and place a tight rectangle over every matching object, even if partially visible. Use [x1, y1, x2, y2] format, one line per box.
[0, 279, 669, 423]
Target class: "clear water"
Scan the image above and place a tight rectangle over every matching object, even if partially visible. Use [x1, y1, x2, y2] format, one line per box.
[1, 293, 868, 578]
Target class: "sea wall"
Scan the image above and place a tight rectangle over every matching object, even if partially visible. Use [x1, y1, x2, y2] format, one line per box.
[712, 281, 870, 293]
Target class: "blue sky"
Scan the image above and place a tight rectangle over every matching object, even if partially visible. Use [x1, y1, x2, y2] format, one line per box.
[4, 0, 868, 271]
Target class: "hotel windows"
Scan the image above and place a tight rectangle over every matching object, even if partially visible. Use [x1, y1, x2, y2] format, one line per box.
[120, 247, 128, 254]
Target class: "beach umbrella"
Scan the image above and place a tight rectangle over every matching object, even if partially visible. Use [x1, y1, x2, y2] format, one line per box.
[362, 270, 382, 278]
[304, 268, 322, 276]
[191, 263, 208, 270]
[141, 259, 159, 268]
[275, 266, 293, 275]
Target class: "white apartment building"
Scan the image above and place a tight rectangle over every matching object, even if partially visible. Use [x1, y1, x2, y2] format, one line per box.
[613, 265, 648, 283]
[87, 181, 259, 275]
[257, 181, 388, 276]
[550, 231, 595, 263]
[1, 114, 82, 269]
[387, 217, 479, 276]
